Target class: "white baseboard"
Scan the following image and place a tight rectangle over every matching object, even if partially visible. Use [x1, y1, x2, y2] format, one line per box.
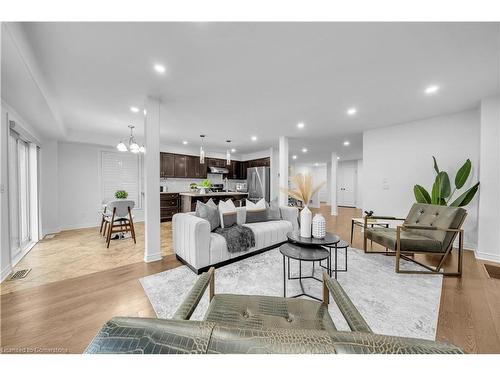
[1, 265, 13, 283]
[42, 227, 61, 236]
[474, 250, 500, 264]
[144, 253, 162, 263]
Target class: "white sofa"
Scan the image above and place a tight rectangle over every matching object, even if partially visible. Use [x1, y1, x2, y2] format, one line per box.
[172, 206, 299, 273]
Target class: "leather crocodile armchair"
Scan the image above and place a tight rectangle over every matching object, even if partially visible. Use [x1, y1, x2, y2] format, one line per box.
[85, 267, 462, 354]
[363, 203, 467, 276]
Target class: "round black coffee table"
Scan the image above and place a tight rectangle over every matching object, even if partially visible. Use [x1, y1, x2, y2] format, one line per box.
[287, 231, 340, 246]
[280, 242, 330, 301]
[286, 231, 348, 279]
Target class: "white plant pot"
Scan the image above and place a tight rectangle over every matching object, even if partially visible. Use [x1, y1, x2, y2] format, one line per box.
[300, 205, 312, 238]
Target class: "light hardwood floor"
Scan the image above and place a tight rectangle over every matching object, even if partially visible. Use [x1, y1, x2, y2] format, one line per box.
[1, 206, 499, 353]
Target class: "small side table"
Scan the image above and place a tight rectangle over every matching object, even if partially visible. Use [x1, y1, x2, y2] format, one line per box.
[321, 239, 349, 279]
[350, 218, 390, 244]
[280, 243, 330, 301]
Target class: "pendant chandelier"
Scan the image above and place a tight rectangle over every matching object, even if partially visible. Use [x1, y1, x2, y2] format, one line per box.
[117, 125, 145, 153]
[226, 140, 231, 165]
[199, 135, 206, 164]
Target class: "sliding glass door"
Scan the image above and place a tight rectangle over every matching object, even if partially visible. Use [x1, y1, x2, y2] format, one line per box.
[8, 129, 38, 263]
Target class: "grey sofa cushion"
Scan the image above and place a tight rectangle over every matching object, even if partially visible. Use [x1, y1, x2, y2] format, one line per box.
[195, 199, 220, 231]
[366, 227, 442, 252]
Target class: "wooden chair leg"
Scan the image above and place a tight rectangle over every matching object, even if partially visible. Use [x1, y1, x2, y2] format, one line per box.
[106, 223, 112, 248]
[128, 208, 136, 244]
[99, 217, 105, 234]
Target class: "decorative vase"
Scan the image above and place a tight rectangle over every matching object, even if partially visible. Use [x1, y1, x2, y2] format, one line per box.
[300, 205, 312, 238]
[312, 213, 326, 239]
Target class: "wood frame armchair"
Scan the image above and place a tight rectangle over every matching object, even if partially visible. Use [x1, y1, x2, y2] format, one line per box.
[363, 203, 467, 277]
[395, 223, 465, 276]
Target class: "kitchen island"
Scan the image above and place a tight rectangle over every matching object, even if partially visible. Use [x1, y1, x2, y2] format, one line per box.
[179, 191, 248, 213]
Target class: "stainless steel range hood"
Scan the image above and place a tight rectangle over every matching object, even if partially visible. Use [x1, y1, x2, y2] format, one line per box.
[209, 166, 229, 174]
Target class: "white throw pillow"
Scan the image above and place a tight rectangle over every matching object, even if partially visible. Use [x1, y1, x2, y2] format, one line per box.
[218, 199, 237, 228]
[245, 198, 266, 211]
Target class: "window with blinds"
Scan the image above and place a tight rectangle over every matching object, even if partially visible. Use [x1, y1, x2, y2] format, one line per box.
[101, 151, 142, 209]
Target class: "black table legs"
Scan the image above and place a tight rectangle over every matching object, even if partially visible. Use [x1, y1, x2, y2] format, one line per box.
[283, 256, 330, 301]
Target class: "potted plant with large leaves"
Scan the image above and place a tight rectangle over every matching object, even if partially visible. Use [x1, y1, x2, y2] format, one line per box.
[413, 156, 479, 207]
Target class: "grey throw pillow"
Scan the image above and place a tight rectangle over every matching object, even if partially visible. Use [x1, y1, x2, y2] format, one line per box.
[246, 209, 268, 223]
[195, 198, 220, 231]
[266, 198, 282, 221]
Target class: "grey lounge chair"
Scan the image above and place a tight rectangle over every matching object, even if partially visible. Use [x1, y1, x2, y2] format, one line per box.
[363, 203, 467, 276]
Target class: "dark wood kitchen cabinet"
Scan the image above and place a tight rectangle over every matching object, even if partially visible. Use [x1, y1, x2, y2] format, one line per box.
[174, 155, 188, 178]
[228, 160, 240, 179]
[160, 152, 269, 179]
[247, 157, 270, 168]
[207, 157, 226, 168]
[160, 153, 175, 178]
[186, 155, 207, 179]
[160, 193, 179, 221]
[238, 161, 248, 179]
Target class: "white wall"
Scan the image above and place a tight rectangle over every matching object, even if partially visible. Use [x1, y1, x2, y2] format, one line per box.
[40, 138, 59, 234]
[356, 159, 364, 209]
[289, 163, 327, 208]
[57, 141, 145, 231]
[363, 109, 480, 249]
[477, 96, 500, 262]
[241, 149, 271, 161]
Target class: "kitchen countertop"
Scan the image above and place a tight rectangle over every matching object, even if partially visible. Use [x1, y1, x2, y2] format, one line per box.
[179, 191, 249, 197]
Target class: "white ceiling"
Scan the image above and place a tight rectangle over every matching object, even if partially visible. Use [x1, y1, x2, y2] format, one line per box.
[2, 22, 499, 162]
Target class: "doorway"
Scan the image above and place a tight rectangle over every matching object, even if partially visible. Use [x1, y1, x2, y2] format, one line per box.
[337, 163, 356, 207]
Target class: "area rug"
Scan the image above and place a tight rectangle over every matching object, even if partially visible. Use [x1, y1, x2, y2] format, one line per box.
[140, 247, 442, 340]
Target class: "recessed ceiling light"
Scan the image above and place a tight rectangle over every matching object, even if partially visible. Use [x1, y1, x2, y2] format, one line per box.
[314, 163, 319, 166]
[343, 141, 350, 146]
[297, 122, 305, 129]
[337, 156, 340, 160]
[292, 155, 297, 160]
[231, 148, 236, 153]
[347, 107, 357, 116]
[182, 140, 188, 145]
[154, 64, 166, 74]
[302, 148, 308, 153]
[425, 85, 440, 95]
[251, 136, 258, 141]
[130, 106, 140, 113]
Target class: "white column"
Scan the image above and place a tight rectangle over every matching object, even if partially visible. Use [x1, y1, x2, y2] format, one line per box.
[278, 136, 289, 206]
[326, 161, 332, 206]
[330, 152, 338, 216]
[143, 97, 162, 263]
[477, 95, 500, 263]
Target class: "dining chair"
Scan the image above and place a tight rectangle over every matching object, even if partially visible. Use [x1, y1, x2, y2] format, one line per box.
[103, 199, 136, 248]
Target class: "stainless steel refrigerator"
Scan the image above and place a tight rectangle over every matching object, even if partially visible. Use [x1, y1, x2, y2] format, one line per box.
[247, 167, 270, 203]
